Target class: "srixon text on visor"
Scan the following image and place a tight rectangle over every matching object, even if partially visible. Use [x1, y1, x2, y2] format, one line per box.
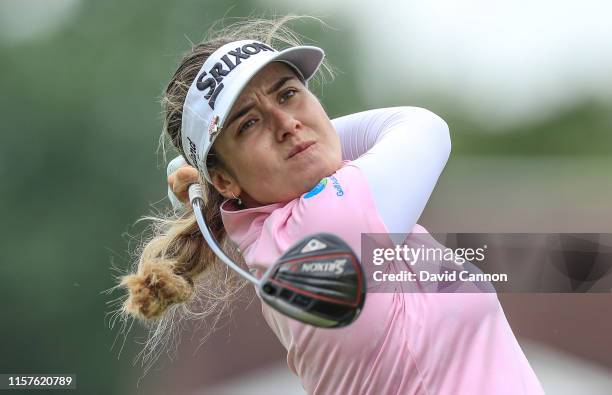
[196, 42, 275, 110]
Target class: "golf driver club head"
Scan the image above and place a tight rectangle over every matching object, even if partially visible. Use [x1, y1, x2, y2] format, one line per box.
[259, 233, 366, 328]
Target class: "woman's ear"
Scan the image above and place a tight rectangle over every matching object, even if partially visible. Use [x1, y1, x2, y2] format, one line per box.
[209, 168, 241, 200]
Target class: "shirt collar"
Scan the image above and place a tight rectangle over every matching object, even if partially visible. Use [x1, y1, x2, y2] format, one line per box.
[220, 198, 284, 250]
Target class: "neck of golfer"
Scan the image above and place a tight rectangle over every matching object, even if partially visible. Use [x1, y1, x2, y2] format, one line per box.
[236, 159, 345, 209]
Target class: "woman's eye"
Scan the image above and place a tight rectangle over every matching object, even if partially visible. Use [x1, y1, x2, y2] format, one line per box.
[238, 119, 257, 134]
[279, 89, 296, 103]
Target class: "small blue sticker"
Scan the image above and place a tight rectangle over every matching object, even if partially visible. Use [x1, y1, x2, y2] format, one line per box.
[303, 178, 328, 199]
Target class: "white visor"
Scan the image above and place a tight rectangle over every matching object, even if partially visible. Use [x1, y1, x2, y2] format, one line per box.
[180, 40, 325, 183]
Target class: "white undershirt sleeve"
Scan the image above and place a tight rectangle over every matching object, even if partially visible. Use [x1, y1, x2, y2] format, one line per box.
[331, 107, 451, 234]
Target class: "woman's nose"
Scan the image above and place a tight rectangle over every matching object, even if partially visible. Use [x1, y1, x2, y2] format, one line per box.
[270, 107, 300, 142]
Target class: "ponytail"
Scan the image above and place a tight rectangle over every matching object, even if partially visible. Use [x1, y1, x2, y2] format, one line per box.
[120, 183, 236, 320]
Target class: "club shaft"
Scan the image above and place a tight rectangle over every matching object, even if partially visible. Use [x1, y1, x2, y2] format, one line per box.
[192, 198, 260, 286]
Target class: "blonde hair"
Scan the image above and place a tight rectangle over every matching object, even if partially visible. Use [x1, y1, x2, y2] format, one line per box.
[106, 15, 334, 376]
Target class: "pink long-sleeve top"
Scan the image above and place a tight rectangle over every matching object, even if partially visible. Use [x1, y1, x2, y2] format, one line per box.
[220, 107, 544, 395]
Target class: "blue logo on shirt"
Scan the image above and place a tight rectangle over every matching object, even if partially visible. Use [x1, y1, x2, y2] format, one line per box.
[303, 176, 345, 199]
[304, 178, 327, 198]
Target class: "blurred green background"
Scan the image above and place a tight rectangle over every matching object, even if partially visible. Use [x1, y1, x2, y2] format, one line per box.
[1, 1, 610, 394]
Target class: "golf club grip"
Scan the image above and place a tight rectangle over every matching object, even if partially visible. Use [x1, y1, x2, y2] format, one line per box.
[167, 156, 189, 210]
[167, 155, 188, 176]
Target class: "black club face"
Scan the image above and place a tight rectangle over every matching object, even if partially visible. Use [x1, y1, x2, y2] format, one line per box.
[259, 233, 366, 328]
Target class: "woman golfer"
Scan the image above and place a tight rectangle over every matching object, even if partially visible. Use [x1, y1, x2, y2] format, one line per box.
[121, 17, 544, 394]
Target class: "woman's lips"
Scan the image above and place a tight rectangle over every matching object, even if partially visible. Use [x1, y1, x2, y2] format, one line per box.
[287, 141, 316, 159]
